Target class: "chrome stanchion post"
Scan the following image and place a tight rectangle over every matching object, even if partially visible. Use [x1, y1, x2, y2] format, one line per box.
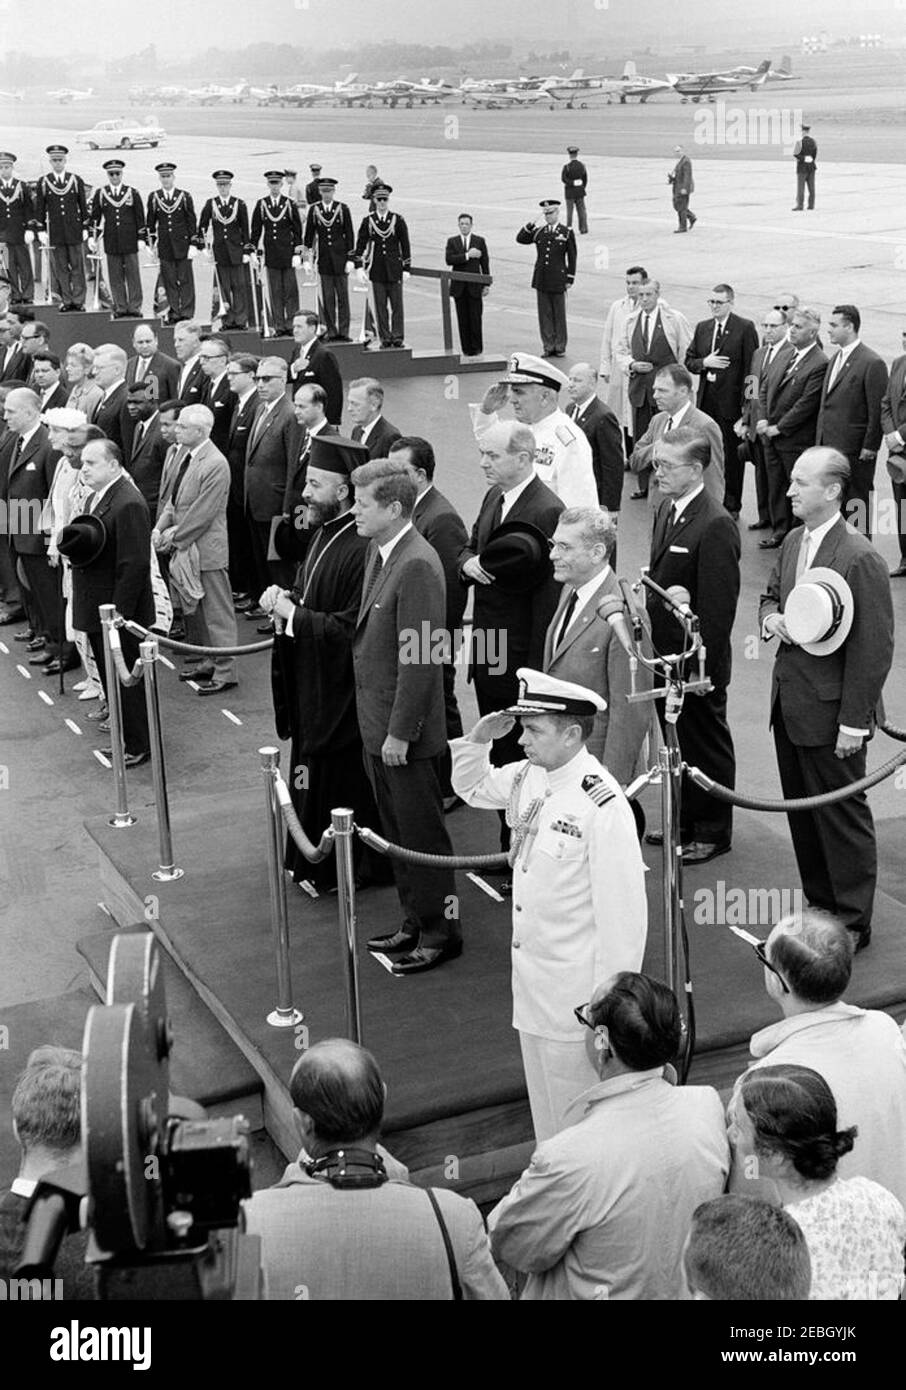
[331, 807, 362, 1045]
[99, 604, 135, 828]
[141, 637, 183, 882]
[260, 748, 303, 1028]
[659, 720, 684, 997]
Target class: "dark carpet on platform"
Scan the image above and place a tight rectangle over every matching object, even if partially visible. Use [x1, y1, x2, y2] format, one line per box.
[82, 788, 906, 1132]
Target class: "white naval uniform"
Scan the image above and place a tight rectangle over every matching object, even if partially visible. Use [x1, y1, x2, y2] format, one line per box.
[450, 737, 648, 1139]
[471, 406, 597, 510]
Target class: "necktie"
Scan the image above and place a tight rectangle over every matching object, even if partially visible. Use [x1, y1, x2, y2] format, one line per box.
[136, 356, 148, 382]
[171, 451, 193, 505]
[796, 532, 812, 580]
[665, 415, 675, 433]
[713, 321, 723, 353]
[351, 424, 364, 443]
[488, 492, 504, 533]
[11, 435, 22, 469]
[249, 407, 269, 452]
[764, 346, 774, 369]
[642, 314, 650, 352]
[556, 590, 578, 647]
[828, 353, 843, 390]
[131, 422, 144, 459]
[362, 551, 383, 607]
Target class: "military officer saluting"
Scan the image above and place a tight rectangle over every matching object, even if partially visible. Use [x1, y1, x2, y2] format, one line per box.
[516, 197, 577, 359]
[145, 161, 197, 323]
[32, 144, 90, 312]
[195, 170, 252, 330]
[250, 170, 304, 336]
[0, 153, 36, 306]
[303, 176, 355, 342]
[88, 159, 147, 318]
[451, 669, 648, 1141]
[353, 183, 411, 349]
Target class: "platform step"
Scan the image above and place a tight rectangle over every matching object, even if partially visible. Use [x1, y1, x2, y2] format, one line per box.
[76, 925, 264, 1127]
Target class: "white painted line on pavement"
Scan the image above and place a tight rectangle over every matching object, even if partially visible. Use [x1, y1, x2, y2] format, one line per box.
[158, 654, 175, 670]
[64, 718, 82, 736]
[370, 952, 399, 976]
[467, 872, 505, 901]
[16, 664, 31, 679]
[222, 709, 242, 726]
[93, 750, 112, 768]
[38, 690, 54, 706]
[0, 640, 8, 654]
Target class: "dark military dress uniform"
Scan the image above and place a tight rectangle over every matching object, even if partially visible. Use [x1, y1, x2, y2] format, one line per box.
[561, 150, 588, 235]
[196, 173, 252, 330]
[793, 128, 817, 210]
[0, 159, 35, 305]
[516, 202, 577, 357]
[303, 181, 355, 341]
[250, 177, 303, 335]
[32, 151, 89, 310]
[145, 165, 197, 322]
[353, 194, 411, 348]
[89, 164, 146, 317]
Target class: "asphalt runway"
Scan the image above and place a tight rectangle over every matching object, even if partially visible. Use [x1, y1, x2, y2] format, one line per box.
[3, 57, 906, 1009]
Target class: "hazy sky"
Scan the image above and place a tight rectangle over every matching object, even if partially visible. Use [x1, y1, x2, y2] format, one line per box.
[0, 0, 900, 60]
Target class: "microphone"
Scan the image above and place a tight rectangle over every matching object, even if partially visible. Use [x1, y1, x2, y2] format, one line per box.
[596, 595, 638, 690]
[664, 585, 698, 628]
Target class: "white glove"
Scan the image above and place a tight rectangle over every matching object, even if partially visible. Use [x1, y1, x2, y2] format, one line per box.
[344, 260, 354, 275]
[187, 245, 198, 260]
[38, 230, 48, 246]
[82, 229, 89, 241]
[356, 267, 367, 285]
[87, 237, 97, 253]
[291, 254, 302, 268]
[24, 230, 34, 244]
[242, 253, 251, 264]
[402, 271, 411, 281]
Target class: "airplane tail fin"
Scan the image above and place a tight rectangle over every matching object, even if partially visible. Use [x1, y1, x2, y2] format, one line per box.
[622, 60, 637, 78]
[779, 54, 792, 73]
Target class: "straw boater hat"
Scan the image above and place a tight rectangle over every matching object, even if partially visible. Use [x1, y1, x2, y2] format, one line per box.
[784, 567, 854, 656]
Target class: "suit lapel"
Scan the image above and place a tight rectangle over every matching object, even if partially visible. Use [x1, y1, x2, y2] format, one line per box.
[356, 529, 412, 627]
[826, 344, 859, 395]
[553, 572, 615, 659]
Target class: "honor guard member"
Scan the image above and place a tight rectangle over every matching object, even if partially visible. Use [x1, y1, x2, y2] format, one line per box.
[251, 170, 304, 336]
[32, 144, 90, 312]
[88, 160, 147, 318]
[792, 123, 817, 211]
[0, 154, 35, 306]
[451, 669, 648, 1141]
[304, 163, 323, 205]
[561, 145, 588, 235]
[195, 170, 252, 330]
[516, 198, 576, 358]
[353, 184, 411, 349]
[146, 162, 198, 323]
[303, 176, 355, 343]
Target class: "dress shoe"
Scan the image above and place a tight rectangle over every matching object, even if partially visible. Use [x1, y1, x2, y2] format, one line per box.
[233, 598, 252, 612]
[86, 704, 109, 721]
[747, 521, 771, 531]
[673, 228, 688, 234]
[791, 206, 803, 212]
[169, 623, 187, 640]
[688, 214, 697, 229]
[758, 535, 784, 549]
[97, 749, 151, 768]
[390, 942, 463, 975]
[28, 651, 54, 665]
[42, 658, 80, 675]
[97, 718, 110, 732]
[0, 607, 25, 624]
[645, 829, 664, 846]
[443, 794, 465, 815]
[195, 679, 238, 695]
[630, 489, 648, 500]
[682, 840, 732, 865]
[890, 564, 906, 578]
[25, 637, 46, 652]
[179, 665, 214, 682]
[245, 607, 266, 620]
[256, 621, 273, 634]
[367, 927, 418, 954]
[850, 927, 871, 954]
[78, 684, 102, 701]
[14, 628, 35, 642]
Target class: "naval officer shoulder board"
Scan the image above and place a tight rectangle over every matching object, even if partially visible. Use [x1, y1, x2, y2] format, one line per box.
[581, 773, 616, 809]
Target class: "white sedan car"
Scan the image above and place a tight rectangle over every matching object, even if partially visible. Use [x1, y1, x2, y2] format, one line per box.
[76, 118, 165, 150]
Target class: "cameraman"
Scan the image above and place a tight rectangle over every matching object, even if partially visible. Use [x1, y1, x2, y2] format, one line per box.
[243, 1039, 509, 1300]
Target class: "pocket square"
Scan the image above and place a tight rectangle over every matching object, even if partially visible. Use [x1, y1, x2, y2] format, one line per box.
[25, 461, 36, 471]
[669, 544, 689, 553]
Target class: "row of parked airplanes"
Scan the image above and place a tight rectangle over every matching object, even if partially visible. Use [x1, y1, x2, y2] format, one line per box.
[7, 56, 796, 110]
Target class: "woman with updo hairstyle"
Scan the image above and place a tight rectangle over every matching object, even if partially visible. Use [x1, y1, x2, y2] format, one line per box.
[735, 1064, 906, 1300]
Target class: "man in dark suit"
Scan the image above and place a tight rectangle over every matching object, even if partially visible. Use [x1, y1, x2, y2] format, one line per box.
[245, 355, 297, 594]
[880, 333, 906, 577]
[126, 324, 180, 404]
[646, 427, 741, 862]
[173, 321, 207, 407]
[90, 343, 129, 452]
[347, 377, 401, 457]
[560, 145, 588, 235]
[815, 304, 888, 538]
[621, 280, 692, 495]
[759, 447, 894, 948]
[444, 213, 489, 358]
[0, 310, 31, 383]
[2, 387, 57, 657]
[388, 435, 469, 748]
[250, 169, 304, 336]
[515, 198, 576, 358]
[459, 420, 563, 846]
[684, 284, 758, 517]
[735, 309, 789, 537]
[353, 183, 411, 349]
[630, 364, 725, 517]
[669, 144, 696, 232]
[198, 334, 232, 455]
[0, 382, 26, 622]
[302, 176, 355, 342]
[755, 306, 827, 546]
[224, 355, 260, 604]
[565, 362, 624, 515]
[351, 459, 461, 976]
[288, 312, 343, 424]
[195, 170, 252, 330]
[59, 436, 154, 764]
[29, 352, 68, 412]
[276, 382, 338, 565]
[123, 380, 167, 516]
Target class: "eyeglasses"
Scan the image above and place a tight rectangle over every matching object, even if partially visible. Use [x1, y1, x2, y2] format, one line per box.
[752, 939, 790, 994]
[774, 303, 792, 311]
[255, 374, 283, 382]
[574, 1002, 596, 1031]
[374, 196, 389, 203]
[200, 354, 226, 362]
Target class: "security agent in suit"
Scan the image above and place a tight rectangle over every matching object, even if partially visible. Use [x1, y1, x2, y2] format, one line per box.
[197, 334, 233, 455]
[0, 311, 30, 384]
[88, 159, 146, 318]
[561, 145, 588, 235]
[736, 309, 789, 536]
[388, 435, 469, 747]
[759, 447, 894, 947]
[244, 355, 298, 591]
[32, 144, 90, 312]
[154, 403, 238, 694]
[58, 437, 154, 762]
[350, 460, 462, 976]
[288, 312, 343, 425]
[347, 376, 401, 457]
[646, 427, 741, 863]
[124, 380, 167, 515]
[1, 388, 57, 655]
[669, 144, 696, 232]
[544, 508, 652, 784]
[630, 364, 725, 515]
[565, 363, 624, 515]
[353, 183, 411, 349]
[275, 382, 338, 566]
[173, 321, 208, 407]
[90, 343, 129, 454]
[754, 307, 827, 546]
[792, 124, 817, 210]
[223, 355, 261, 601]
[516, 198, 576, 358]
[29, 353, 68, 413]
[302, 176, 355, 342]
[815, 304, 888, 539]
[880, 335, 906, 576]
[195, 171, 252, 330]
[250, 170, 304, 336]
[444, 213, 489, 358]
[126, 324, 180, 404]
[684, 284, 758, 516]
[0, 152, 35, 305]
[242, 1039, 508, 1300]
[145, 161, 198, 322]
[620, 281, 693, 485]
